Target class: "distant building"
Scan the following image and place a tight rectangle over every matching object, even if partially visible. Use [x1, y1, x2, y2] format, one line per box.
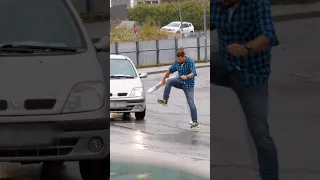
[136, 0, 160, 6]
[110, 0, 160, 8]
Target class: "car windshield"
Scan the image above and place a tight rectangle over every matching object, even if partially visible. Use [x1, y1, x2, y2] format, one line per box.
[110, 59, 137, 78]
[0, 0, 86, 49]
[166, 22, 181, 27]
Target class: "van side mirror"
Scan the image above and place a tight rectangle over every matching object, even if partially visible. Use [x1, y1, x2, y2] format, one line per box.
[94, 36, 109, 53]
[139, 72, 148, 78]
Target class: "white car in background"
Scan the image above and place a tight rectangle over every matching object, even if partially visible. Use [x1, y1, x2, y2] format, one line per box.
[161, 21, 195, 36]
[110, 54, 148, 120]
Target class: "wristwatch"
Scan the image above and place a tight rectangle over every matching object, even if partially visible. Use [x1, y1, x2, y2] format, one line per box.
[244, 43, 252, 52]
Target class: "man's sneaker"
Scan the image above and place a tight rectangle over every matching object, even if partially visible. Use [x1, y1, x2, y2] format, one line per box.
[189, 120, 193, 125]
[157, 99, 167, 106]
[190, 121, 200, 129]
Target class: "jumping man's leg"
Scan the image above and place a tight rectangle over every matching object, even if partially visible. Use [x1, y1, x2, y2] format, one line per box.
[183, 87, 199, 128]
[233, 82, 279, 180]
[158, 78, 181, 106]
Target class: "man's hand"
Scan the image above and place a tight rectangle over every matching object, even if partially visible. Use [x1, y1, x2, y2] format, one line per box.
[161, 79, 166, 85]
[181, 75, 188, 80]
[227, 44, 248, 57]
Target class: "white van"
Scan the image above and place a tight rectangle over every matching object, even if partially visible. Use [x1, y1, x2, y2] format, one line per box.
[0, 0, 109, 179]
[110, 54, 148, 120]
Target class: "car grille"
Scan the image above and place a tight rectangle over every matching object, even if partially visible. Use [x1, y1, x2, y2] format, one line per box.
[117, 93, 127, 96]
[0, 138, 78, 157]
[24, 99, 56, 110]
[110, 105, 135, 112]
[110, 93, 128, 97]
[0, 100, 8, 110]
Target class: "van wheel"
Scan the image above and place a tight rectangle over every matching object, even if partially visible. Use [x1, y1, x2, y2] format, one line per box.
[122, 112, 131, 120]
[79, 155, 110, 180]
[135, 107, 146, 120]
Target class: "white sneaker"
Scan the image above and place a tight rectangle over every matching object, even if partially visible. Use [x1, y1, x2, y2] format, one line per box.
[189, 120, 193, 125]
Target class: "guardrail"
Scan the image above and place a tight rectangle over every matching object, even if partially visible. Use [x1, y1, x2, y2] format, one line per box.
[111, 34, 210, 66]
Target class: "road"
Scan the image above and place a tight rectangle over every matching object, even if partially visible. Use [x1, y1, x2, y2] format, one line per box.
[211, 17, 320, 180]
[110, 67, 210, 161]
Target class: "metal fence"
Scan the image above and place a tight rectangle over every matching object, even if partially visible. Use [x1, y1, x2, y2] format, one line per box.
[110, 35, 210, 66]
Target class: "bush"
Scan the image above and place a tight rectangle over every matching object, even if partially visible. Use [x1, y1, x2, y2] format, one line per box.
[110, 18, 170, 43]
[128, 0, 209, 31]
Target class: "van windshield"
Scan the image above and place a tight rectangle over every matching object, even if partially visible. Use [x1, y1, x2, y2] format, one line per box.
[0, 0, 86, 49]
[110, 59, 137, 78]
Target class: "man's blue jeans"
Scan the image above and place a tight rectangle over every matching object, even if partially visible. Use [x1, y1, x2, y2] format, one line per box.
[163, 78, 198, 121]
[230, 79, 279, 180]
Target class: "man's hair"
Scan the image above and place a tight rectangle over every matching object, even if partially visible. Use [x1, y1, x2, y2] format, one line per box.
[176, 49, 185, 57]
[178, 47, 185, 52]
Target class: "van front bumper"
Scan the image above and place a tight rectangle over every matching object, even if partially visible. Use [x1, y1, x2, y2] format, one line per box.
[110, 98, 146, 113]
[0, 112, 109, 162]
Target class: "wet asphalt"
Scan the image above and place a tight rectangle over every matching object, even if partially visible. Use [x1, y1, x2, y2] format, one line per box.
[211, 17, 320, 180]
[110, 67, 210, 160]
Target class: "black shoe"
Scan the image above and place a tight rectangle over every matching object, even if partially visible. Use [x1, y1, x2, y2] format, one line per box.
[157, 99, 167, 106]
[190, 121, 200, 129]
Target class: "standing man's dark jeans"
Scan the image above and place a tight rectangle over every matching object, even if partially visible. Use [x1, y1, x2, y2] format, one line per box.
[163, 78, 198, 121]
[229, 78, 279, 180]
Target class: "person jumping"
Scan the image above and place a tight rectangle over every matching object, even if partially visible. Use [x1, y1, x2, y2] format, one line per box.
[157, 49, 199, 129]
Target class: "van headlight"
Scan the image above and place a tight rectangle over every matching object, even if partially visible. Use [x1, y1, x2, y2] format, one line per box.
[62, 81, 105, 113]
[129, 87, 143, 97]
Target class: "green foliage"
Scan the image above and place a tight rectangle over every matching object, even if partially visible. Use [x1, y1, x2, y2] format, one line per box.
[110, 18, 169, 43]
[128, 0, 209, 31]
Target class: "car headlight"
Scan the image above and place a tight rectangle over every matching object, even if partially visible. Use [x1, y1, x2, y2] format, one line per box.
[129, 87, 144, 97]
[62, 81, 105, 113]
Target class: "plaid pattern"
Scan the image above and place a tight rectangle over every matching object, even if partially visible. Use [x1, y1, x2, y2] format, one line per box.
[168, 57, 197, 89]
[211, 0, 279, 86]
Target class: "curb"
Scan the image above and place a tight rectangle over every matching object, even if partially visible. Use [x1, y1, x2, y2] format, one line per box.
[140, 64, 210, 75]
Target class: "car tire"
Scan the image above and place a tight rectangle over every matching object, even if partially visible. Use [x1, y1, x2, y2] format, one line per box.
[135, 107, 146, 120]
[79, 155, 110, 180]
[122, 112, 131, 120]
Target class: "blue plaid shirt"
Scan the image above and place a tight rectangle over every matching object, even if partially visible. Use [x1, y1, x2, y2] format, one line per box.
[168, 57, 197, 89]
[211, 0, 279, 86]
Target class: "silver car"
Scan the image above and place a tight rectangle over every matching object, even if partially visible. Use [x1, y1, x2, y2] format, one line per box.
[0, 0, 109, 179]
[110, 54, 148, 120]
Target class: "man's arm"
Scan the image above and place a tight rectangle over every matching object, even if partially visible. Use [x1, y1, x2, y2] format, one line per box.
[247, 0, 279, 52]
[162, 63, 177, 82]
[186, 60, 197, 79]
[162, 70, 171, 81]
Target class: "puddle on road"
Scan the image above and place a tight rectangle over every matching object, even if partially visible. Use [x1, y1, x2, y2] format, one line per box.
[110, 161, 208, 180]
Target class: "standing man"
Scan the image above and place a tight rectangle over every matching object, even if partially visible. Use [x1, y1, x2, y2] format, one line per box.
[157, 49, 199, 129]
[212, 0, 279, 180]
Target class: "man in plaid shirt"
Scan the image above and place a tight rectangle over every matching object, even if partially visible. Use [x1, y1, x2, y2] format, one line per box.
[212, 0, 279, 180]
[158, 49, 199, 129]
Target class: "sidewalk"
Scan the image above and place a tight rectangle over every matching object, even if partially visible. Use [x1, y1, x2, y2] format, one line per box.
[137, 62, 210, 75]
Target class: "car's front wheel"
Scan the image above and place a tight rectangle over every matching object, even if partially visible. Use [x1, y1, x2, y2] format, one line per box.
[135, 106, 146, 120]
[79, 155, 110, 180]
